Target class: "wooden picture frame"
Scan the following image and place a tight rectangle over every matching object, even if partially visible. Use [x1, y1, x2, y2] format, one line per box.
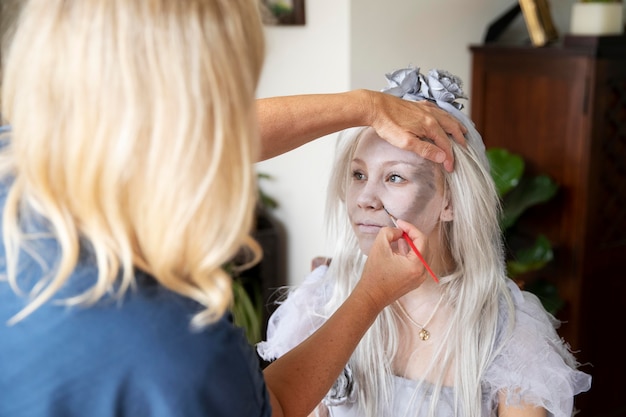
[261, 0, 306, 26]
[518, 0, 559, 46]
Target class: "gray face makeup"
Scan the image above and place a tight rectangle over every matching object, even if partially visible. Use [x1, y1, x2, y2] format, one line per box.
[398, 163, 437, 214]
[346, 129, 449, 255]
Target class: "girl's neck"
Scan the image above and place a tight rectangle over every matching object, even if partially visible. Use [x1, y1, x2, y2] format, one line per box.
[399, 279, 442, 307]
[399, 231, 453, 308]
[424, 221, 454, 278]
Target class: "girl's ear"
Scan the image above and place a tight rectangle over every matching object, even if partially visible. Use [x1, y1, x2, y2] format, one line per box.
[440, 196, 454, 222]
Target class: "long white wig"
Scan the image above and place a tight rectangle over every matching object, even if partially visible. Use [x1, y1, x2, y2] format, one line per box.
[319, 113, 516, 416]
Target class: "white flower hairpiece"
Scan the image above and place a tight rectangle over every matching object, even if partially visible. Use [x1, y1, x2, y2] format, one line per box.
[382, 67, 467, 110]
[381, 66, 490, 169]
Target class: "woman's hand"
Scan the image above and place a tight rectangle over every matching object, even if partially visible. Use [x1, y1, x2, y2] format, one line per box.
[364, 90, 467, 173]
[356, 221, 429, 311]
[257, 90, 466, 172]
[264, 221, 430, 417]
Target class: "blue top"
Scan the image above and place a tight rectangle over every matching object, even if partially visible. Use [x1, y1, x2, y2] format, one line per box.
[0, 176, 271, 417]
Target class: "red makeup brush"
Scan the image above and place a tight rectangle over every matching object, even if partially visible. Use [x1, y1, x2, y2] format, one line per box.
[383, 207, 439, 283]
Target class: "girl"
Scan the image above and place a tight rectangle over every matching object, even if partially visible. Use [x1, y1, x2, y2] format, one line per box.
[258, 67, 592, 417]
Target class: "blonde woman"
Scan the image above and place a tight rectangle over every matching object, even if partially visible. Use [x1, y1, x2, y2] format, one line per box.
[0, 2, 472, 417]
[258, 67, 592, 417]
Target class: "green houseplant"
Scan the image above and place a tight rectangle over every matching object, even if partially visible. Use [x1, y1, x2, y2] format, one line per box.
[486, 148, 563, 314]
[230, 173, 279, 344]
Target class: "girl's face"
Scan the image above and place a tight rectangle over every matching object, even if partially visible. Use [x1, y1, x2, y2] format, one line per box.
[347, 128, 452, 255]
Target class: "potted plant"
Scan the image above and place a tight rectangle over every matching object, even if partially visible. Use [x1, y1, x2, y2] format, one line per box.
[230, 173, 282, 345]
[486, 148, 563, 315]
[570, 0, 624, 35]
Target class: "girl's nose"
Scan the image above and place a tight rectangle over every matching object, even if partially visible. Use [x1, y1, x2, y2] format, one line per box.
[356, 183, 383, 210]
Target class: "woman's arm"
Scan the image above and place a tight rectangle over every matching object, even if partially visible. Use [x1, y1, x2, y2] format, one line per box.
[264, 222, 428, 417]
[257, 89, 466, 172]
[307, 406, 327, 417]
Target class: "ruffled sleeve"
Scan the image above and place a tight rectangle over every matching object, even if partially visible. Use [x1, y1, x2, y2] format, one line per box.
[256, 265, 331, 361]
[483, 279, 592, 417]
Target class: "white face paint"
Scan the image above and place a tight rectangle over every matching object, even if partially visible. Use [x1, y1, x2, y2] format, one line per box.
[346, 128, 451, 255]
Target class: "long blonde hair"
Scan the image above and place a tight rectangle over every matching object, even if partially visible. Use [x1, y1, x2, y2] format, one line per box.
[0, 0, 265, 328]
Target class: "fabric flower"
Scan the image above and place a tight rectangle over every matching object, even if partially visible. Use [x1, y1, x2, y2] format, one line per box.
[425, 69, 467, 110]
[381, 66, 467, 110]
[380, 65, 490, 170]
[323, 364, 357, 406]
[383, 67, 424, 102]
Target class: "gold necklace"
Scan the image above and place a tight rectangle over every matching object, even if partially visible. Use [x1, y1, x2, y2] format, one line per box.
[396, 294, 444, 341]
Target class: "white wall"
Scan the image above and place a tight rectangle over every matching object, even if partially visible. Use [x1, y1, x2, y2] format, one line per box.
[255, 0, 350, 286]
[255, 0, 593, 286]
[350, 0, 583, 94]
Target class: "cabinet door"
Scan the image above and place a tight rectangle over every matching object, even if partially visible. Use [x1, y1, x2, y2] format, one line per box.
[471, 44, 626, 417]
[578, 57, 626, 417]
[471, 49, 590, 349]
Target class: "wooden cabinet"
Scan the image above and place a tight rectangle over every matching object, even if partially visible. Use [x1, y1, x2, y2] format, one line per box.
[470, 36, 626, 417]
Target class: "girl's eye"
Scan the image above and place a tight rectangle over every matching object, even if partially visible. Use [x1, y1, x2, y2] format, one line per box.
[388, 174, 405, 183]
[352, 170, 366, 181]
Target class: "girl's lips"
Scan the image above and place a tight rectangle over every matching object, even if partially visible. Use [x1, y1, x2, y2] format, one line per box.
[355, 223, 384, 234]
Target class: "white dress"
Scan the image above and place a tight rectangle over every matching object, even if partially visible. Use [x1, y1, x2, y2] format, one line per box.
[257, 266, 592, 417]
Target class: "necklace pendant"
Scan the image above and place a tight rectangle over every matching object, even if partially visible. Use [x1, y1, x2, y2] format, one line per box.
[419, 328, 430, 341]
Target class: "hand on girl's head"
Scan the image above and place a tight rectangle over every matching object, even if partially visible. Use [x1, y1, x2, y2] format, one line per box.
[370, 85, 467, 173]
[415, 100, 468, 145]
[393, 100, 467, 173]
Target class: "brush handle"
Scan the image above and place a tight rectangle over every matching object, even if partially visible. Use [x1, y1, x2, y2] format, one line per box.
[401, 231, 439, 283]
[384, 208, 439, 283]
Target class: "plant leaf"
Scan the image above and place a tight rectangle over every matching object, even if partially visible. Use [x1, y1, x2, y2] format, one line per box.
[231, 279, 262, 345]
[506, 234, 554, 277]
[257, 172, 279, 210]
[486, 148, 524, 198]
[500, 175, 558, 230]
